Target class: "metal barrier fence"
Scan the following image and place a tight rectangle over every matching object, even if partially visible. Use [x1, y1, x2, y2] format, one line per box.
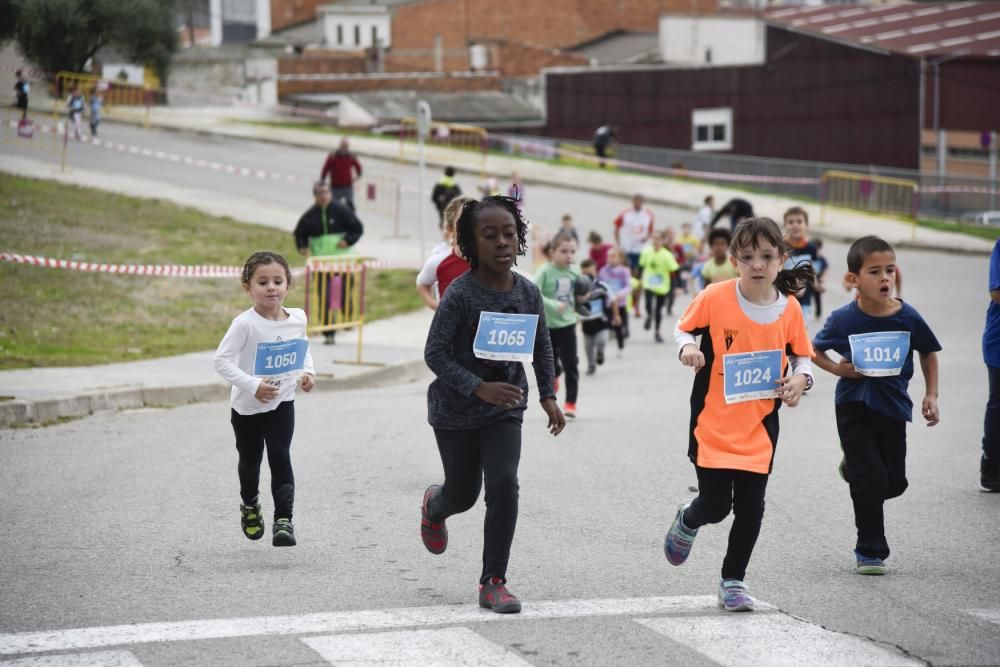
[820, 171, 919, 239]
[399, 118, 487, 177]
[304, 255, 368, 365]
[52, 71, 158, 129]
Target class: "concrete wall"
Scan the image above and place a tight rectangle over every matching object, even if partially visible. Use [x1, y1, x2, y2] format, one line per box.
[168, 53, 278, 106]
[660, 15, 764, 65]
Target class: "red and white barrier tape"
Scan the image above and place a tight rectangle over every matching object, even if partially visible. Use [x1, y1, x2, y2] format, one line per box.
[918, 185, 999, 195]
[2, 252, 422, 276]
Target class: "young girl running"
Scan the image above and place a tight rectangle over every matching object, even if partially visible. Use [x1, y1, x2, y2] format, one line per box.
[416, 195, 474, 310]
[599, 247, 633, 355]
[664, 218, 815, 611]
[421, 195, 566, 614]
[534, 232, 582, 418]
[213, 251, 315, 547]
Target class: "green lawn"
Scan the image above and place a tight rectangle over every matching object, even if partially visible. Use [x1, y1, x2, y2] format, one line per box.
[0, 174, 422, 369]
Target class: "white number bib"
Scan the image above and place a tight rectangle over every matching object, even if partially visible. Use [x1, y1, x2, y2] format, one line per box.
[473, 312, 538, 363]
[849, 331, 909, 377]
[723, 349, 782, 404]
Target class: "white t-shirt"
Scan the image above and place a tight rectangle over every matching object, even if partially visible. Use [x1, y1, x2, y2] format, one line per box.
[213, 307, 315, 415]
[615, 207, 655, 254]
[693, 205, 713, 240]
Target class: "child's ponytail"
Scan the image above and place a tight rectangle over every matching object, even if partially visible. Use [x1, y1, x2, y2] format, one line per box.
[773, 260, 816, 296]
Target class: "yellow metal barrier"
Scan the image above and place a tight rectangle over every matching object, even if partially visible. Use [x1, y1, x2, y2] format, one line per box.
[52, 71, 154, 129]
[820, 170, 919, 239]
[304, 255, 373, 365]
[399, 118, 488, 177]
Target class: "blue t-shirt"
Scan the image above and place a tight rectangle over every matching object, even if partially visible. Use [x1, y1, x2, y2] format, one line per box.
[984, 238, 1000, 368]
[813, 300, 941, 422]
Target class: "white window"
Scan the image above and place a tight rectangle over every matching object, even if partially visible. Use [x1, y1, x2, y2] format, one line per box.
[692, 107, 733, 152]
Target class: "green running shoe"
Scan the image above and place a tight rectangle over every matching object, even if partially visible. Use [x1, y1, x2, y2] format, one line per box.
[855, 550, 886, 575]
[272, 518, 296, 547]
[240, 501, 264, 541]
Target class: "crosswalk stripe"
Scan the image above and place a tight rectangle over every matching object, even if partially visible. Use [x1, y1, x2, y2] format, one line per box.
[302, 627, 532, 667]
[635, 614, 922, 666]
[1, 650, 145, 666]
[965, 609, 1000, 625]
[0, 596, 724, 655]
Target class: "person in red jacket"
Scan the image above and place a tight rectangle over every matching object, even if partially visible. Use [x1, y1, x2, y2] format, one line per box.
[320, 139, 363, 209]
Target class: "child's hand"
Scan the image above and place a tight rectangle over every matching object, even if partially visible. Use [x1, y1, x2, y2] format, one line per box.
[473, 382, 523, 407]
[255, 380, 279, 402]
[679, 344, 705, 372]
[300, 374, 315, 392]
[922, 395, 940, 426]
[557, 301, 568, 313]
[541, 397, 566, 436]
[776, 374, 808, 407]
[837, 360, 864, 379]
[611, 314, 622, 327]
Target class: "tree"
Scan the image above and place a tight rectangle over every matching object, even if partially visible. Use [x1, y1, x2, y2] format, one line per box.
[5, 0, 178, 79]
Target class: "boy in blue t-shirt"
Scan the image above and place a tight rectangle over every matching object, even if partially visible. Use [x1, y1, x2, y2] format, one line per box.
[812, 236, 941, 575]
[981, 238, 1000, 492]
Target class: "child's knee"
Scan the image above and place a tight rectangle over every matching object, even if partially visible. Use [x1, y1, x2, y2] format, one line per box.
[693, 496, 732, 524]
[484, 473, 519, 502]
[885, 477, 908, 500]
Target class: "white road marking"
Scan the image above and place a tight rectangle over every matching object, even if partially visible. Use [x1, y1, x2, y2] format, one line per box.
[636, 614, 922, 666]
[0, 596, 723, 655]
[2, 650, 144, 666]
[302, 627, 532, 667]
[966, 608, 1000, 625]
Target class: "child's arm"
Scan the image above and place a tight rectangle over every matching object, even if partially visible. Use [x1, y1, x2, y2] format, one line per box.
[213, 319, 276, 402]
[416, 283, 438, 310]
[423, 295, 485, 398]
[812, 350, 864, 379]
[919, 351, 940, 426]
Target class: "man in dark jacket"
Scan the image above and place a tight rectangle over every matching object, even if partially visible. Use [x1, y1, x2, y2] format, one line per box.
[293, 182, 365, 344]
[431, 166, 461, 225]
[320, 139, 363, 209]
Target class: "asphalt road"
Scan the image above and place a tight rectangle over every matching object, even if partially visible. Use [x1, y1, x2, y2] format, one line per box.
[2, 121, 998, 666]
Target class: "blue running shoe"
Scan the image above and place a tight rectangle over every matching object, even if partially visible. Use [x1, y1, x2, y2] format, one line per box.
[664, 503, 698, 566]
[718, 579, 754, 612]
[854, 550, 886, 575]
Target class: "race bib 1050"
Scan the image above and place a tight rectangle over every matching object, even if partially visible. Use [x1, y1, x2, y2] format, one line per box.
[254, 339, 308, 380]
[849, 331, 909, 377]
[723, 349, 782, 404]
[473, 312, 538, 363]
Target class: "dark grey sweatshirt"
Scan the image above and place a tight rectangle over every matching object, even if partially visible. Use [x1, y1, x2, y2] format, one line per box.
[424, 271, 556, 430]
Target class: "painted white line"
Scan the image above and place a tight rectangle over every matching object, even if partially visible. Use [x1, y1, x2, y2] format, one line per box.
[302, 627, 532, 667]
[635, 614, 921, 666]
[0, 596, 722, 655]
[2, 650, 145, 666]
[966, 608, 1000, 625]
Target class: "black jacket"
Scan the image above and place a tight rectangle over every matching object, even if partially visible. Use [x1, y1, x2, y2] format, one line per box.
[293, 201, 364, 251]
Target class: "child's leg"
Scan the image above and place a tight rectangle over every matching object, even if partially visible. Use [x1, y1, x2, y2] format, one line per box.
[874, 411, 908, 501]
[478, 418, 522, 583]
[548, 328, 563, 379]
[619, 309, 629, 345]
[721, 471, 769, 581]
[595, 329, 608, 358]
[837, 402, 891, 560]
[429, 427, 484, 519]
[230, 409, 266, 505]
[555, 326, 579, 404]
[666, 284, 676, 315]
[261, 400, 296, 520]
[653, 293, 666, 332]
[683, 466, 735, 530]
[643, 290, 654, 326]
[583, 332, 597, 371]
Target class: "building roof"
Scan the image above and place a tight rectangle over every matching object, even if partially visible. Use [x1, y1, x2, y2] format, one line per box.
[286, 89, 543, 126]
[764, 1, 1000, 58]
[255, 19, 325, 48]
[569, 31, 662, 65]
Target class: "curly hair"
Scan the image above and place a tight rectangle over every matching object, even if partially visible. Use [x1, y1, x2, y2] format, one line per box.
[455, 195, 529, 270]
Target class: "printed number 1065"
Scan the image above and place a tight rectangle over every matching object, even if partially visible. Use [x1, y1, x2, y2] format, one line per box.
[488, 330, 526, 347]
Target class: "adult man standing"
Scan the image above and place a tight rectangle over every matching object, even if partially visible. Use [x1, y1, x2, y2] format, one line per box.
[320, 139, 363, 209]
[981, 237, 1000, 492]
[614, 193, 655, 317]
[593, 124, 616, 168]
[294, 182, 365, 344]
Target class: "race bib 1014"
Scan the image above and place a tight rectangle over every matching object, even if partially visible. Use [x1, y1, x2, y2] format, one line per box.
[473, 312, 538, 363]
[254, 339, 308, 380]
[849, 331, 909, 377]
[723, 349, 783, 404]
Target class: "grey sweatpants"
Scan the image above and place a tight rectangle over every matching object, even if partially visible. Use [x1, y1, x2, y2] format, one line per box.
[583, 330, 608, 370]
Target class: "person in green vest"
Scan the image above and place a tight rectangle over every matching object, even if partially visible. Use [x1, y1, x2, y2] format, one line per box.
[640, 231, 680, 343]
[431, 166, 462, 226]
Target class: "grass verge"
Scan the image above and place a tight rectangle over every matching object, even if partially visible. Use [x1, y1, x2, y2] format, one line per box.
[0, 174, 422, 369]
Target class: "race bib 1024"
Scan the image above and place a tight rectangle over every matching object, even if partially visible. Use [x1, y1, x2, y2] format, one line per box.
[723, 349, 783, 404]
[849, 331, 910, 377]
[254, 339, 308, 380]
[473, 312, 538, 363]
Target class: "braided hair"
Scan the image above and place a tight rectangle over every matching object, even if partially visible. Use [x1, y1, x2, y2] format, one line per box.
[241, 251, 293, 288]
[455, 195, 529, 270]
[730, 217, 815, 296]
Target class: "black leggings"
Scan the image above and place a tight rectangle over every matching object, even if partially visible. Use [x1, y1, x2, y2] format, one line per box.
[429, 418, 522, 583]
[644, 291, 667, 332]
[231, 400, 295, 520]
[837, 402, 907, 560]
[682, 466, 769, 581]
[548, 324, 579, 404]
[611, 308, 629, 350]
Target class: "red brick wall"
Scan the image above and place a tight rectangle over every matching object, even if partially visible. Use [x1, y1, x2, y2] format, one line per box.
[270, 0, 324, 32]
[278, 73, 501, 96]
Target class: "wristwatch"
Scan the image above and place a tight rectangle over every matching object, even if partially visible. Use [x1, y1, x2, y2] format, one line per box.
[803, 374, 814, 391]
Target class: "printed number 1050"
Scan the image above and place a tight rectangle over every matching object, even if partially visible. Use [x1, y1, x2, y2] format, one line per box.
[264, 352, 298, 370]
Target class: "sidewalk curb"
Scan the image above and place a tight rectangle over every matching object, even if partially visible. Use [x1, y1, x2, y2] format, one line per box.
[0, 358, 428, 428]
[112, 116, 992, 257]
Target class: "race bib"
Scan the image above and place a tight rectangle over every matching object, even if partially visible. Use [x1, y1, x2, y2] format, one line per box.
[646, 274, 665, 287]
[254, 339, 308, 383]
[473, 312, 538, 363]
[849, 331, 909, 377]
[723, 350, 782, 404]
[588, 298, 604, 316]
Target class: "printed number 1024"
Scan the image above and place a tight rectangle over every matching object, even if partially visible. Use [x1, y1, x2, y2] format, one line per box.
[733, 367, 772, 387]
[488, 330, 526, 347]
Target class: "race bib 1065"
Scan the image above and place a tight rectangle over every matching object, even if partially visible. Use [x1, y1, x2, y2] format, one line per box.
[723, 349, 783, 404]
[254, 339, 308, 380]
[849, 331, 909, 377]
[473, 312, 538, 363]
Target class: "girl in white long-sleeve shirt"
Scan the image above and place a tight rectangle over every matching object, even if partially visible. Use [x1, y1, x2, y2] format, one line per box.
[213, 251, 315, 547]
